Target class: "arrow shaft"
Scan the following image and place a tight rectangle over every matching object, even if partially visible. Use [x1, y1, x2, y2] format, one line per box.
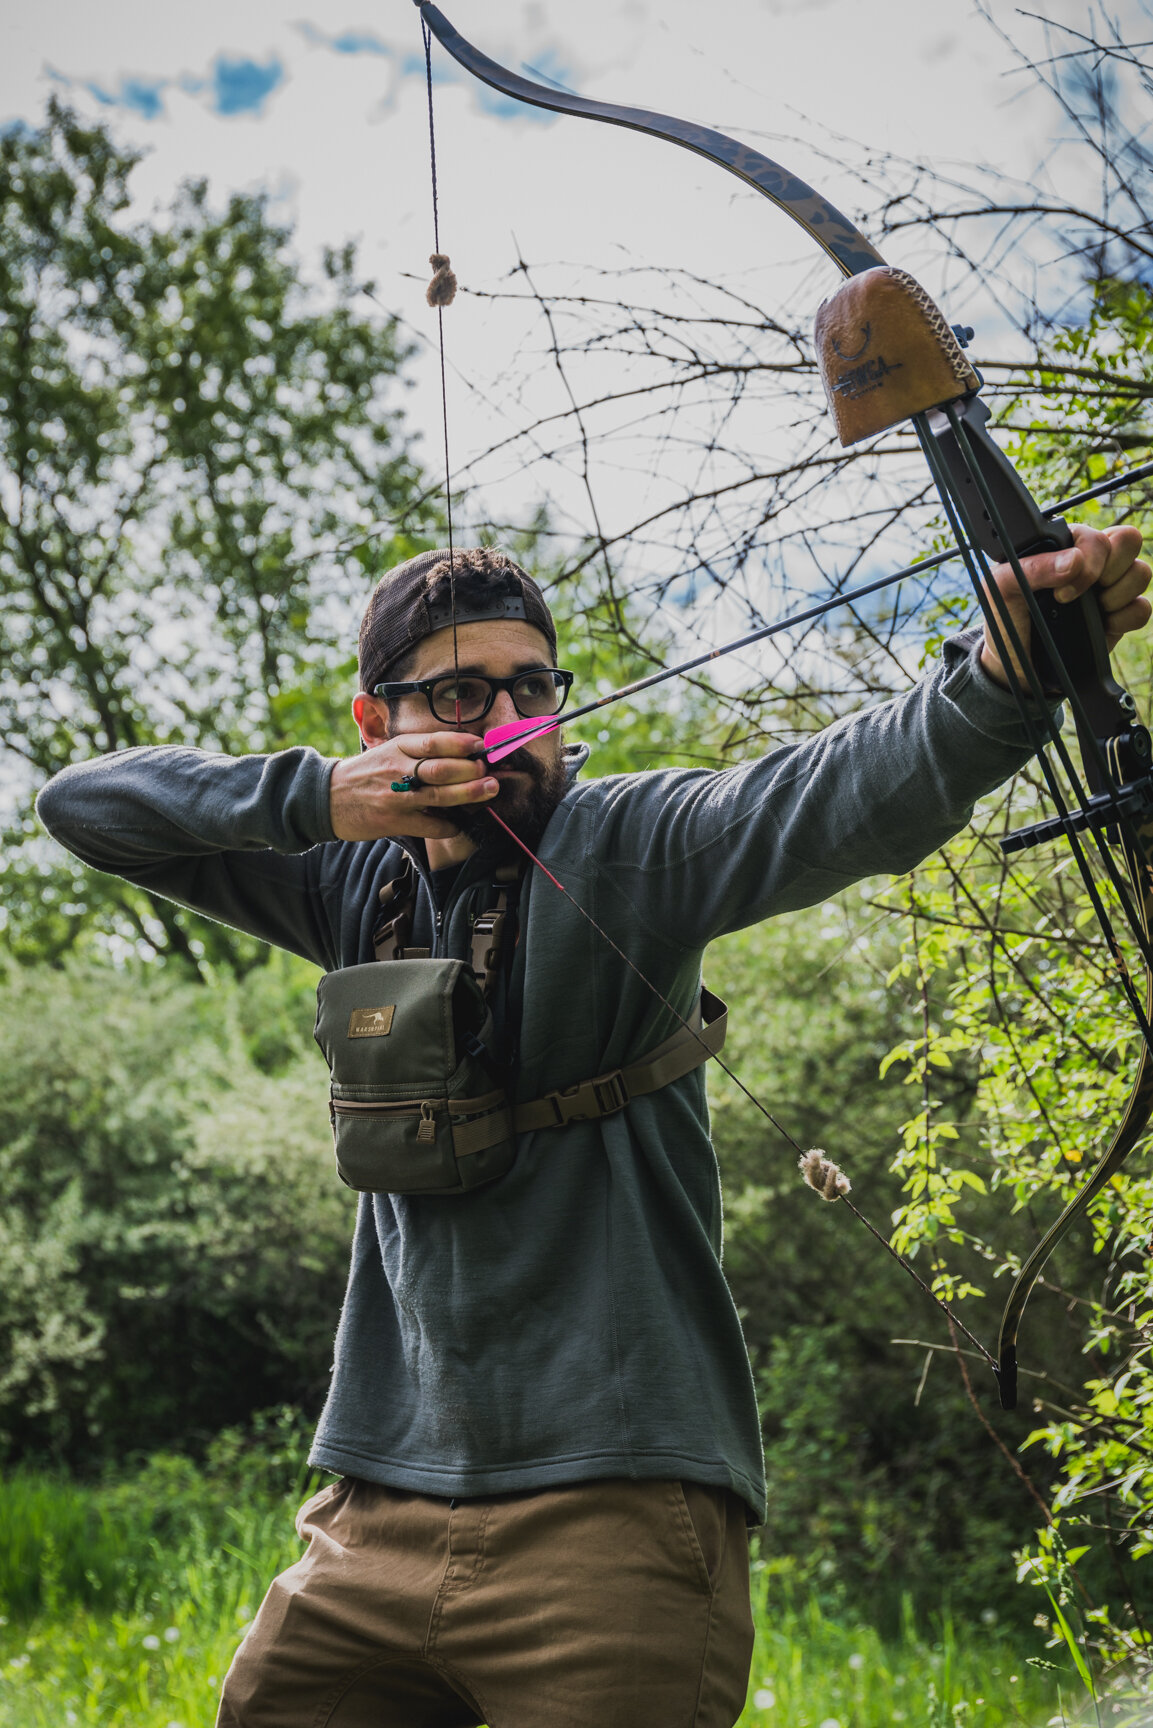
[484, 461, 1153, 761]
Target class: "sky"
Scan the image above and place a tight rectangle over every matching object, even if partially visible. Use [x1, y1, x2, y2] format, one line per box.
[3, 1, 1143, 588]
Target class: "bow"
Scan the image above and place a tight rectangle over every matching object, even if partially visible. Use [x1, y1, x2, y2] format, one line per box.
[413, 0, 1153, 1411]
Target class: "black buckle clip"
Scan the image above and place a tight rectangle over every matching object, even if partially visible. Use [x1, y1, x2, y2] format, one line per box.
[544, 1069, 630, 1126]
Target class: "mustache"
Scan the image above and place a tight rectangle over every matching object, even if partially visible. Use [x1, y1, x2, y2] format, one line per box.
[479, 743, 546, 777]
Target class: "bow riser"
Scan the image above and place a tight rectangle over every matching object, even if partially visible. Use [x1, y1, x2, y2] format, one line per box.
[811, 267, 1141, 795]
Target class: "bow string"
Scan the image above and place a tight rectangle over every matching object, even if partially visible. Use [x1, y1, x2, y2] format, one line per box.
[412, 0, 1153, 1412]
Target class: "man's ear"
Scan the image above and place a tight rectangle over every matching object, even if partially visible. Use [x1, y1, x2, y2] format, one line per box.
[352, 692, 390, 750]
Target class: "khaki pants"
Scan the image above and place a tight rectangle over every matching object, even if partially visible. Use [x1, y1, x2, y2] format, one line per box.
[216, 1476, 754, 1728]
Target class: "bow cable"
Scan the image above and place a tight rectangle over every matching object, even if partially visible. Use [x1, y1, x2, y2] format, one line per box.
[404, 100, 1006, 1369]
[409, 30, 1009, 1365]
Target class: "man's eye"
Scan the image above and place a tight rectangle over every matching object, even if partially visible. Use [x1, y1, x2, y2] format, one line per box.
[515, 675, 551, 699]
[435, 677, 487, 705]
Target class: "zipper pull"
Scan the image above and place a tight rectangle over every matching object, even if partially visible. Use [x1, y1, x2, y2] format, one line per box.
[417, 1101, 437, 1143]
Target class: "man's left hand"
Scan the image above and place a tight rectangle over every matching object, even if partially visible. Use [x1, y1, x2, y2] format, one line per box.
[980, 523, 1151, 691]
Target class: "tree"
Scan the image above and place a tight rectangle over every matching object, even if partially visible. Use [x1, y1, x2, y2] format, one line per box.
[0, 102, 437, 972]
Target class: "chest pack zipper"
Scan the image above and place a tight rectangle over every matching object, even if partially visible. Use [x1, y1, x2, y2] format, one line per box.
[330, 1098, 438, 1142]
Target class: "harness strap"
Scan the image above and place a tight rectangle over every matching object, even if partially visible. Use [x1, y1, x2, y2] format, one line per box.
[468, 863, 520, 998]
[372, 857, 430, 962]
[368, 860, 728, 1157]
[448, 989, 728, 1156]
[373, 859, 517, 987]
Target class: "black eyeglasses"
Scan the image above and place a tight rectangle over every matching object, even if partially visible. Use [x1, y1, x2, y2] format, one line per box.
[374, 667, 575, 726]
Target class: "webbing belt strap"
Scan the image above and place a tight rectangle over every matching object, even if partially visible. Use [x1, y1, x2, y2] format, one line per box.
[447, 988, 729, 1156]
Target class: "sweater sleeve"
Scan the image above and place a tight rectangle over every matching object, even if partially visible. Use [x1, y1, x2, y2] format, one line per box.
[571, 630, 1057, 950]
[36, 745, 344, 967]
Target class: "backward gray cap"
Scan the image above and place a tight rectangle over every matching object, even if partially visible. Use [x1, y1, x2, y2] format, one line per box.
[358, 547, 557, 695]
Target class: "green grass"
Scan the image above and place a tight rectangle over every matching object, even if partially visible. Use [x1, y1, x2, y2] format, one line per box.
[0, 1425, 1136, 1727]
[743, 1569, 1056, 1726]
[0, 1501, 293, 1726]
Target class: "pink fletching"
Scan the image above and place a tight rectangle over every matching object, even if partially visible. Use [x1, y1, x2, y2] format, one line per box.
[482, 716, 559, 763]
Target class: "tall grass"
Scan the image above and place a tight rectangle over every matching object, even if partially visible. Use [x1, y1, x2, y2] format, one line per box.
[0, 1417, 1136, 1726]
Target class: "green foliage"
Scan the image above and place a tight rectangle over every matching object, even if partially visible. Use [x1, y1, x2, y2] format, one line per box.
[707, 898, 1070, 1629]
[0, 102, 436, 968]
[1000, 278, 1153, 482]
[552, 574, 715, 775]
[743, 1574, 1063, 1727]
[0, 1412, 321, 1726]
[880, 813, 1153, 1675]
[0, 960, 351, 1464]
[870, 274, 1153, 1680]
[0, 1406, 318, 1620]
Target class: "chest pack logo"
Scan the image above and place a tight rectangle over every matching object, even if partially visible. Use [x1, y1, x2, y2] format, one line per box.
[347, 1005, 396, 1039]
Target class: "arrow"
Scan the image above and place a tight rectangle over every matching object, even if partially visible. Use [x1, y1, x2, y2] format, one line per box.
[481, 461, 1153, 763]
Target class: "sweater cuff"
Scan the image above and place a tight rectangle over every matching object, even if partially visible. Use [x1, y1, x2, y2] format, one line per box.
[940, 626, 1062, 742]
[311, 756, 340, 844]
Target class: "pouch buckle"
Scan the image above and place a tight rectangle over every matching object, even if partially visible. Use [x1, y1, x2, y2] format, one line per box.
[470, 909, 507, 982]
[542, 1068, 630, 1127]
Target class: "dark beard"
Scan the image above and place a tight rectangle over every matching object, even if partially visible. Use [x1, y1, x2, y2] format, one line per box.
[447, 745, 569, 862]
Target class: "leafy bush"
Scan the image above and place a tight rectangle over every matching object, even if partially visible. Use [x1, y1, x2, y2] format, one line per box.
[708, 899, 1069, 1630]
[0, 961, 353, 1464]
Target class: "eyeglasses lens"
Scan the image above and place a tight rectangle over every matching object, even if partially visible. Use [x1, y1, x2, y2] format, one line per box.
[429, 672, 566, 723]
[429, 677, 491, 722]
[510, 672, 567, 715]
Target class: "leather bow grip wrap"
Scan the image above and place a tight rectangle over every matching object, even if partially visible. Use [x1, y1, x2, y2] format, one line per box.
[815, 267, 980, 444]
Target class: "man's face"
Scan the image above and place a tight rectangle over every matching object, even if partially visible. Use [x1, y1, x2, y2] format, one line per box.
[369, 620, 570, 852]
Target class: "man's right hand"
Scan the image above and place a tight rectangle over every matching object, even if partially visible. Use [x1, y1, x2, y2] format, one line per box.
[329, 730, 498, 842]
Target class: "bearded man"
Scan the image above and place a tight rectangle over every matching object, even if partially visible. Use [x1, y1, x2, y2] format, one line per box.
[37, 531, 1150, 1728]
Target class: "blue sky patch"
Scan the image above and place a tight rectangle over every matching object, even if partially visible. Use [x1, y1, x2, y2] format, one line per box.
[206, 56, 285, 117]
[519, 47, 578, 97]
[47, 52, 285, 122]
[81, 74, 168, 118]
[298, 22, 391, 57]
[404, 47, 557, 124]
[400, 50, 437, 82]
[475, 85, 553, 122]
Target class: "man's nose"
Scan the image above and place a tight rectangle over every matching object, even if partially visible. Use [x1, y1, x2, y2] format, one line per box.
[487, 687, 521, 728]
